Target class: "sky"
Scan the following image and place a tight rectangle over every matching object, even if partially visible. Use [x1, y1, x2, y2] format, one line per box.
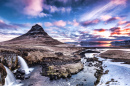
[0, 0, 130, 43]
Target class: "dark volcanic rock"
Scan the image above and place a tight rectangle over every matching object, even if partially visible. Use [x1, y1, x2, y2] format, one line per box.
[15, 69, 30, 80]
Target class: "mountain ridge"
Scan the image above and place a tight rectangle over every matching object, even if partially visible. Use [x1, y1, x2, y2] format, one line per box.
[2, 24, 63, 45]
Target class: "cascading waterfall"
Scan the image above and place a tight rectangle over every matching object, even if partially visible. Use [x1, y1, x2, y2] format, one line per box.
[4, 66, 23, 86]
[18, 56, 33, 74]
[4, 66, 16, 86]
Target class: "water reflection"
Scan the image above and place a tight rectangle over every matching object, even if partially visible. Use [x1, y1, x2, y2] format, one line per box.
[80, 44, 112, 47]
[43, 53, 103, 86]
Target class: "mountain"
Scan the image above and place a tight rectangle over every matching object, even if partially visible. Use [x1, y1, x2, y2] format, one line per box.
[2, 24, 63, 45]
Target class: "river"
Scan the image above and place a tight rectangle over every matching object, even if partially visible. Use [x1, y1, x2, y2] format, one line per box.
[21, 49, 130, 86]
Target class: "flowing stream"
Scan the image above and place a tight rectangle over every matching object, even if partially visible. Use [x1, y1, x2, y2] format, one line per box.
[22, 52, 102, 86]
[19, 49, 130, 86]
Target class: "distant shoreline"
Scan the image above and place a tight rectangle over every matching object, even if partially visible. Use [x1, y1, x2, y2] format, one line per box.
[99, 49, 130, 64]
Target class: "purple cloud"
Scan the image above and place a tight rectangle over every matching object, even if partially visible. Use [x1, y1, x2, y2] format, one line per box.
[80, 19, 100, 27]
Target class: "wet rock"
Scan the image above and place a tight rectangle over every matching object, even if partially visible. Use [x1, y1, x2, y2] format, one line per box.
[42, 62, 83, 79]
[15, 69, 30, 80]
[17, 69, 25, 75]
[0, 51, 18, 70]
[104, 70, 109, 74]
[88, 63, 93, 67]
[0, 63, 7, 85]
[94, 66, 104, 86]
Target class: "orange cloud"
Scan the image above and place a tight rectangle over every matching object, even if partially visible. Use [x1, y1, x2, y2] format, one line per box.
[93, 29, 110, 38]
[110, 27, 130, 36]
[94, 29, 106, 32]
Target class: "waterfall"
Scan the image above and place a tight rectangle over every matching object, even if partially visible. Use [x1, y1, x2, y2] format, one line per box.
[4, 66, 16, 86]
[4, 66, 23, 86]
[18, 56, 33, 74]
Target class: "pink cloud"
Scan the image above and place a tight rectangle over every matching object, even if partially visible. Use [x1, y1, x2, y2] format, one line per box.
[100, 15, 112, 21]
[44, 22, 53, 27]
[0, 20, 4, 24]
[44, 20, 66, 27]
[118, 21, 127, 25]
[68, 19, 79, 26]
[125, 23, 130, 27]
[73, 20, 79, 26]
[111, 0, 127, 6]
[23, 0, 44, 17]
[53, 20, 66, 27]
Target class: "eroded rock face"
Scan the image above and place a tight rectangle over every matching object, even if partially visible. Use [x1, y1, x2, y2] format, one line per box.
[0, 63, 7, 85]
[0, 51, 18, 70]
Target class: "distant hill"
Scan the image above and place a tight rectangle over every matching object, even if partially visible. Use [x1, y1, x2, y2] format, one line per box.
[1, 24, 63, 45]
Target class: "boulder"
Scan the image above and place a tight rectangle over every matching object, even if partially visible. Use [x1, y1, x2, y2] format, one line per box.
[42, 62, 83, 79]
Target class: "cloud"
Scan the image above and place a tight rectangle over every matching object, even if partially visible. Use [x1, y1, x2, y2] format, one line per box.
[0, 20, 27, 42]
[80, 0, 127, 21]
[125, 23, 130, 27]
[44, 22, 53, 27]
[110, 36, 130, 41]
[44, 20, 66, 27]
[0, 19, 32, 34]
[81, 19, 100, 27]
[0, 20, 18, 30]
[93, 28, 110, 38]
[94, 29, 106, 32]
[117, 21, 130, 27]
[100, 15, 112, 21]
[23, 0, 45, 17]
[68, 19, 79, 26]
[0, 34, 19, 42]
[106, 17, 122, 24]
[110, 27, 130, 36]
[111, 0, 127, 6]
[118, 21, 128, 25]
[6, 0, 71, 18]
[49, 6, 71, 13]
